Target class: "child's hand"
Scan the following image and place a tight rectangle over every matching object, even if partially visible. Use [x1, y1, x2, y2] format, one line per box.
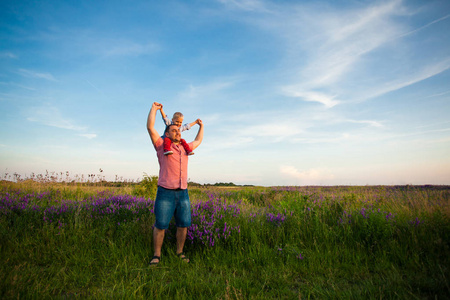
[153, 102, 162, 110]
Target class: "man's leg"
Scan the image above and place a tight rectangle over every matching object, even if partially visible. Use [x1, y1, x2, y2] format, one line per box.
[176, 227, 187, 254]
[175, 189, 191, 262]
[151, 227, 165, 264]
[176, 227, 189, 262]
[151, 186, 175, 264]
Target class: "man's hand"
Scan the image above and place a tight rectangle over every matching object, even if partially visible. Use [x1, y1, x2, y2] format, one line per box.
[153, 102, 162, 110]
[197, 119, 203, 126]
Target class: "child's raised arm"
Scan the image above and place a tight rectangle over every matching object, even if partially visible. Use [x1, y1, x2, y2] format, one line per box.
[189, 119, 200, 128]
[159, 105, 171, 126]
[180, 119, 200, 132]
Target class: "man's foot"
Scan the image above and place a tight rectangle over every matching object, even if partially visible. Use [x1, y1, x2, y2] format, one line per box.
[150, 256, 161, 266]
[187, 152, 194, 156]
[177, 252, 190, 263]
[164, 151, 173, 155]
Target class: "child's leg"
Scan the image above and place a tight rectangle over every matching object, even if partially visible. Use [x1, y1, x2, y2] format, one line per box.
[164, 137, 173, 155]
[180, 139, 194, 155]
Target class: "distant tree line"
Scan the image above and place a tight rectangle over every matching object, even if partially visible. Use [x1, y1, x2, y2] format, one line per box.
[188, 181, 254, 187]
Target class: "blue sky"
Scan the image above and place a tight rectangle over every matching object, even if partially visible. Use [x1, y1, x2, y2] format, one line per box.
[1, 0, 449, 186]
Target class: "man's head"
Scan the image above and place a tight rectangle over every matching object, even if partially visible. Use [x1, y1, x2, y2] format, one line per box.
[164, 124, 181, 143]
[172, 112, 184, 127]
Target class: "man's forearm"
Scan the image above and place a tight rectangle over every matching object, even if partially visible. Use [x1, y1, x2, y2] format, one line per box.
[147, 106, 157, 133]
[192, 123, 204, 150]
[147, 104, 161, 144]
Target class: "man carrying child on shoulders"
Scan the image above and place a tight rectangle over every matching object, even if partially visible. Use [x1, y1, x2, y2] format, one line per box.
[146, 102, 204, 266]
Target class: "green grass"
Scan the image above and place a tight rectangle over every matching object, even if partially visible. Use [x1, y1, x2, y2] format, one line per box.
[1, 182, 449, 299]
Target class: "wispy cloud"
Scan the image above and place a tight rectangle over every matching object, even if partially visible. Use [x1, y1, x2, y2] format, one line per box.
[280, 165, 335, 183]
[365, 58, 450, 100]
[0, 82, 36, 91]
[204, 136, 254, 151]
[177, 79, 235, 101]
[291, 133, 353, 144]
[281, 89, 340, 108]
[278, 0, 406, 107]
[78, 133, 97, 139]
[27, 103, 86, 131]
[396, 13, 450, 39]
[222, 0, 449, 112]
[345, 119, 384, 128]
[18, 69, 57, 82]
[0, 51, 18, 59]
[105, 42, 160, 57]
[425, 89, 450, 98]
[217, 0, 271, 13]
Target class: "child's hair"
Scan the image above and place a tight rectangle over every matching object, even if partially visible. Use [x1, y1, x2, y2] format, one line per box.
[172, 112, 184, 120]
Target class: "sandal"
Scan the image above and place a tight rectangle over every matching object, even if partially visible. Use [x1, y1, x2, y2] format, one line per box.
[150, 256, 161, 266]
[177, 252, 190, 263]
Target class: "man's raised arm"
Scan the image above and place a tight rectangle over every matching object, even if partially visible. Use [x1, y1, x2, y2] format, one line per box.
[147, 102, 162, 145]
[191, 119, 204, 150]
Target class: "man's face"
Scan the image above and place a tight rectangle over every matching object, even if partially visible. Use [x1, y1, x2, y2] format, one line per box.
[172, 117, 183, 127]
[165, 125, 181, 143]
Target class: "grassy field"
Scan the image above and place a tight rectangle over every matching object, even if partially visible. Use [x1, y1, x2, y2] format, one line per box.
[1, 180, 449, 299]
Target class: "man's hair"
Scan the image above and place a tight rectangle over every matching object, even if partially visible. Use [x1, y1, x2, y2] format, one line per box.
[164, 124, 178, 135]
[172, 112, 183, 120]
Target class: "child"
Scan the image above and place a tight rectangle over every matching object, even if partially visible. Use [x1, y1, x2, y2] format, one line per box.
[159, 105, 199, 156]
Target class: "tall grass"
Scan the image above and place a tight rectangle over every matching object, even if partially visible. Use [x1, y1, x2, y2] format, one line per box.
[1, 180, 449, 299]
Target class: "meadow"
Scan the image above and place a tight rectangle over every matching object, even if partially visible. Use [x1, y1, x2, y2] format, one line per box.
[1, 175, 449, 299]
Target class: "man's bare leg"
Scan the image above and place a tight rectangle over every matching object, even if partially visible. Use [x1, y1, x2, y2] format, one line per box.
[176, 227, 189, 262]
[151, 227, 165, 264]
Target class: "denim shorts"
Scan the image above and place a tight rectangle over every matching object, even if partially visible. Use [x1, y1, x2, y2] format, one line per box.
[154, 186, 191, 229]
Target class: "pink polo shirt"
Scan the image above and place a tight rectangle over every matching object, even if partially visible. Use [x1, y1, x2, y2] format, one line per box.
[154, 137, 192, 190]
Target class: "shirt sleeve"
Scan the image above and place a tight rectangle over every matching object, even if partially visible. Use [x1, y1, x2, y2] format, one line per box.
[154, 137, 163, 150]
[180, 123, 191, 132]
[163, 116, 171, 126]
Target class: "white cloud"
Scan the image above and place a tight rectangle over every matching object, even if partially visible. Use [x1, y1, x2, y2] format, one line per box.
[217, 0, 270, 13]
[396, 13, 450, 39]
[425, 90, 450, 98]
[280, 165, 335, 183]
[177, 80, 235, 100]
[78, 134, 97, 139]
[217, 136, 254, 149]
[225, 0, 450, 113]
[18, 69, 57, 82]
[365, 58, 450, 101]
[0, 82, 36, 91]
[345, 119, 384, 128]
[220, 0, 446, 109]
[245, 122, 303, 139]
[278, 1, 406, 106]
[0, 51, 18, 59]
[105, 42, 159, 57]
[27, 103, 86, 131]
[281, 89, 340, 108]
[291, 133, 353, 144]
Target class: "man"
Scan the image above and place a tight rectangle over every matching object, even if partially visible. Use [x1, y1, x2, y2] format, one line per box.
[146, 102, 204, 265]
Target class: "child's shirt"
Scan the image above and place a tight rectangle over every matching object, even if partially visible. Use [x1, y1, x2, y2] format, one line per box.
[163, 116, 191, 132]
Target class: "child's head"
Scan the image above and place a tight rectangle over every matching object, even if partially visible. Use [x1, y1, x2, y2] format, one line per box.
[172, 112, 184, 127]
